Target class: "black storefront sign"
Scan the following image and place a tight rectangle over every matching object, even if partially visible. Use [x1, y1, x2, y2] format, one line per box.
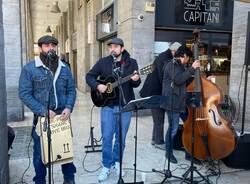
[177, 0, 220, 25]
[156, 0, 233, 31]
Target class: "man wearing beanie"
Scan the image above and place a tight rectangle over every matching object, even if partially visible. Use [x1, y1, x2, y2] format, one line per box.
[140, 42, 181, 150]
[19, 35, 76, 184]
[161, 45, 200, 164]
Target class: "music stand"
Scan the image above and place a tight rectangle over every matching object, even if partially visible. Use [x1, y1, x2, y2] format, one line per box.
[122, 95, 167, 184]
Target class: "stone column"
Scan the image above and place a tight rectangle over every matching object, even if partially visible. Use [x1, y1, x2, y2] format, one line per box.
[88, 0, 101, 69]
[230, 1, 250, 127]
[68, 0, 74, 73]
[20, 0, 33, 65]
[77, 0, 90, 92]
[25, 0, 34, 61]
[82, 0, 102, 92]
[0, 0, 8, 182]
[2, 0, 23, 121]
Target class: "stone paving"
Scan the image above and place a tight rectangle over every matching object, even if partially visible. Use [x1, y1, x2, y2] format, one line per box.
[8, 91, 250, 184]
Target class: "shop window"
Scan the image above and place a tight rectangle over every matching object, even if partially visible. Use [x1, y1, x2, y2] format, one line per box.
[101, 7, 113, 34]
[97, 1, 118, 40]
[211, 43, 231, 73]
[155, 30, 231, 74]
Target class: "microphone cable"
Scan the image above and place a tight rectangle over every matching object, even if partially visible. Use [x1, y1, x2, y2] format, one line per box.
[14, 129, 33, 184]
[234, 64, 245, 124]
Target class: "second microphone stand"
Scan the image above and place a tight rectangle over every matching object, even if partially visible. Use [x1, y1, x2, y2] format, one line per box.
[152, 59, 184, 184]
[45, 53, 54, 184]
[112, 56, 127, 184]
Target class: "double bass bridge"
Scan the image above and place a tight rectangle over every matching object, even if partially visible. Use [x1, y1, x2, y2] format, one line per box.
[195, 117, 210, 121]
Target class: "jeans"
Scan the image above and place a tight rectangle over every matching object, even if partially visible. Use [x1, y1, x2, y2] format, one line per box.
[165, 111, 180, 155]
[101, 106, 132, 168]
[32, 128, 76, 184]
[151, 108, 165, 144]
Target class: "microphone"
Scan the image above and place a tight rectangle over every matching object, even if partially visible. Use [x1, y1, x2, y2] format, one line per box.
[47, 50, 57, 58]
[111, 52, 117, 61]
[173, 58, 177, 64]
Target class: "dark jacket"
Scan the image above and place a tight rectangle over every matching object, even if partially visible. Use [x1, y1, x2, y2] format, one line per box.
[161, 59, 195, 112]
[140, 49, 173, 97]
[86, 50, 141, 107]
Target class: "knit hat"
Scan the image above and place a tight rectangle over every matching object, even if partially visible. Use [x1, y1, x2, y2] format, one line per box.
[169, 42, 182, 51]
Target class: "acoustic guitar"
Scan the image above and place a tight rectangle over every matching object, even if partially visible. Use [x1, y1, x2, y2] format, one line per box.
[91, 64, 154, 107]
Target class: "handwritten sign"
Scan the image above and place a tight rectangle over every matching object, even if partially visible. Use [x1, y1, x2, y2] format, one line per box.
[38, 115, 74, 165]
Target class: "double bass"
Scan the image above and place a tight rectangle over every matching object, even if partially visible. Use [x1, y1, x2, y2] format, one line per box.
[182, 29, 237, 160]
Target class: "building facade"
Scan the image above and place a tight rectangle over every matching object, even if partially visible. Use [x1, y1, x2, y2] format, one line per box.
[230, 1, 250, 129]
[2, 0, 250, 127]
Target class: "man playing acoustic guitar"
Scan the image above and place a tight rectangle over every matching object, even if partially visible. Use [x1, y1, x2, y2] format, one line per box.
[86, 38, 141, 182]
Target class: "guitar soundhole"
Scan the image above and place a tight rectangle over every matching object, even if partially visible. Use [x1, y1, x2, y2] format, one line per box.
[106, 83, 113, 93]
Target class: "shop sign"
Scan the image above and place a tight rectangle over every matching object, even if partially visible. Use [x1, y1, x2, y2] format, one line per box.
[155, 0, 233, 31]
[182, 0, 220, 24]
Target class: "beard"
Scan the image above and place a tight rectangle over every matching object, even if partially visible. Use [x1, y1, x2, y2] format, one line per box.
[40, 51, 59, 74]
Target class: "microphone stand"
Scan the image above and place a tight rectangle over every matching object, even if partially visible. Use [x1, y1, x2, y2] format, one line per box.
[45, 51, 54, 184]
[152, 59, 184, 183]
[112, 55, 126, 184]
[117, 74, 124, 184]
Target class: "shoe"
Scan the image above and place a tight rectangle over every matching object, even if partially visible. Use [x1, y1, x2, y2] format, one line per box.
[185, 153, 202, 165]
[98, 167, 110, 182]
[112, 162, 125, 177]
[165, 153, 178, 164]
[63, 182, 75, 184]
[151, 140, 155, 145]
[154, 144, 165, 150]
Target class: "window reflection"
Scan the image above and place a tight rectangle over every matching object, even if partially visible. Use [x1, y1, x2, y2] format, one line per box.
[211, 43, 231, 73]
[101, 7, 113, 34]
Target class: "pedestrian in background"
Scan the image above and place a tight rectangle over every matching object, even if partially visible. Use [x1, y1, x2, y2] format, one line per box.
[140, 42, 181, 150]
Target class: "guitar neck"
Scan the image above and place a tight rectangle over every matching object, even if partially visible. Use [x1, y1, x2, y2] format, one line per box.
[111, 73, 134, 88]
[108, 64, 153, 89]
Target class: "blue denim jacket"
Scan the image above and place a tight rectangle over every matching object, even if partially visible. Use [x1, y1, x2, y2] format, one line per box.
[19, 58, 76, 116]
